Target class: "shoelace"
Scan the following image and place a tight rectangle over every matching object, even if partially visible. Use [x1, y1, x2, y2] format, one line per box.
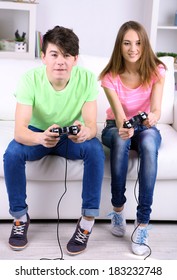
[131, 224, 152, 260]
[108, 211, 123, 225]
[12, 223, 25, 236]
[135, 227, 148, 245]
[75, 228, 89, 244]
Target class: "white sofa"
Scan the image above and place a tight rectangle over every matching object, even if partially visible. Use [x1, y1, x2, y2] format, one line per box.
[0, 55, 177, 221]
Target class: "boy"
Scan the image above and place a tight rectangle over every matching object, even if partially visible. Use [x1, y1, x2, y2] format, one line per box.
[3, 26, 104, 255]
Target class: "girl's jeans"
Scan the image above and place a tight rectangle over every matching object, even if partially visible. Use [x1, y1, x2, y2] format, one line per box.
[3, 126, 105, 219]
[102, 121, 162, 224]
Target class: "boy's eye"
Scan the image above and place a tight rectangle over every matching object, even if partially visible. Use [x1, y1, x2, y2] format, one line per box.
[64, 53, 71, 58]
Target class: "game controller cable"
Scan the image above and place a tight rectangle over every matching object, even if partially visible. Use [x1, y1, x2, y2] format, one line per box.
[40, 126, 80, 260]
[125, 118, 152, 260]
[130, 155, 152, 260]
[40, 122, 151, 260]
[40, 136, 70, 260]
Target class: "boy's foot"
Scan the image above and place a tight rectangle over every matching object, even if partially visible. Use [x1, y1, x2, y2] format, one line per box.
[109, 210, 126, 237]
[9, 213, 30, 251]
[66, 218, 91, 255]
[131, 223, 149, 255]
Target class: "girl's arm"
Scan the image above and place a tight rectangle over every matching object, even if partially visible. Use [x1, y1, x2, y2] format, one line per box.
[103, 87, 134, 139]
[147, 75, 165, 127]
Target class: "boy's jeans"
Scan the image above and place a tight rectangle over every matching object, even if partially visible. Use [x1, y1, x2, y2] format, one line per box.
[102, 121, 161, 224]
[3, 126, 105, 219]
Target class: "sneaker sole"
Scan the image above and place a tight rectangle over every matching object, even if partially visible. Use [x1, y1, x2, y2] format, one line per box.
[9, 243, 28, 251]
[111, 229, 126, 237]
[132, 244, 149, 256]
[66, 247, 87, 256]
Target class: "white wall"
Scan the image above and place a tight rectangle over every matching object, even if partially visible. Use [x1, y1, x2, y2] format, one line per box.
[36, 0, 145, 57]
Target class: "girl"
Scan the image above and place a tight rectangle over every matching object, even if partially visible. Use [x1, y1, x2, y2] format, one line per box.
[99, 21, 166, 256]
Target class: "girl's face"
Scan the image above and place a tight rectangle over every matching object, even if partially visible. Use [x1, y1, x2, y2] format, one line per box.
[121, 29, 142, 63]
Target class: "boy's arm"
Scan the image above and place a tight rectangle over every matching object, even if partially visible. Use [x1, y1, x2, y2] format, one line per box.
[69, 100, 97, 143]
[14, 103, 59, 147]
[81, 100, 97, 139]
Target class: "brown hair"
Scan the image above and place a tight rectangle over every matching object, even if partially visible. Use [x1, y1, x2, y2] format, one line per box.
[42, 25, 79, 56]
[99, 21, 166, 85]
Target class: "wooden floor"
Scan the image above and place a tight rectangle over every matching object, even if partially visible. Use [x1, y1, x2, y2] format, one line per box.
[0, 220, 177, 260]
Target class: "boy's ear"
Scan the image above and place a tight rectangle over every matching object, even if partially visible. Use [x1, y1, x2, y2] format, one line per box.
[41, 52, 46, 64]
[73, 55, 79, 65]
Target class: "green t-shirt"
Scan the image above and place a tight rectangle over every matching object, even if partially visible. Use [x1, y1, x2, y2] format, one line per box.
[15, 65, 99, 130]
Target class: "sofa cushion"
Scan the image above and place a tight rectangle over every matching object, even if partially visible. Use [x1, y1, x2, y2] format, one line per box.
[1, 121, 177, 181]
[0, 121, 84, 181]
[0, 58, 42, 120]
[158, 56, 175, 124]
[97, 122, 177, 180]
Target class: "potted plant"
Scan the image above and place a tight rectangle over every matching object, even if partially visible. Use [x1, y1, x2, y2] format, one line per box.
[157, 52, 177, 70]
[15, 30, 27, 52]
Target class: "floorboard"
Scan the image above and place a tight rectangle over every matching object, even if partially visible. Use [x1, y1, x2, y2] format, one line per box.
[0, 220, 177, 260]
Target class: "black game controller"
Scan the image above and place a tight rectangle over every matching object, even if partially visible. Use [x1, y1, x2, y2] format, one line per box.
[50, 125, 80, 136]
[123, 112, 148, 129]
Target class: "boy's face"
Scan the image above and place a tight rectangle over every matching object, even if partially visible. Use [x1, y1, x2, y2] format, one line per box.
[41, 43, 78, 83]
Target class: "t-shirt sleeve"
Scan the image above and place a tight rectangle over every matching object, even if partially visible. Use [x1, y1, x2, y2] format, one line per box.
[101, 72, 115, 90]
[86, 72, 100, 101]
[152, 64, 166, 83]
[14, 73, 35, 106]
[158, 64, 166, 77]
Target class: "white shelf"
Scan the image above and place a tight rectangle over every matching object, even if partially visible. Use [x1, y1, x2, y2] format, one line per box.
[146, 0, 177, 85]
[0, 1, 37, 59]
[0, 1, 36, 10]
[157, 26, 177, 30]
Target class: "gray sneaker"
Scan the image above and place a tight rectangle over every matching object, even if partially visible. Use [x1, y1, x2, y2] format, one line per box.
[108, 211, 126, 237]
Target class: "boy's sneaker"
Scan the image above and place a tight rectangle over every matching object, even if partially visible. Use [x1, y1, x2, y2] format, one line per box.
[66, 218, 91, 255]
[108, 210, 126, 237]
[9, 213, 30, 251]
[131, 223, 149, 255]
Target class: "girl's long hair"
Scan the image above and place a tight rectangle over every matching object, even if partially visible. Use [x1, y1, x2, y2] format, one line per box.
[99, 21, 166, 85]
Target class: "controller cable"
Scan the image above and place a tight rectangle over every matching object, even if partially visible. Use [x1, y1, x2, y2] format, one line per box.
[130, 141, 152, 260]
[40, 137, 69, 260]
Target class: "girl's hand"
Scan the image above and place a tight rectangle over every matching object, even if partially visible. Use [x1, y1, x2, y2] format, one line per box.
[143, 112, 157, 128]
[119, 127, 134, 140]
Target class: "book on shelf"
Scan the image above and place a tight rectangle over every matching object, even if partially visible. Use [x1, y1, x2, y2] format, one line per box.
[35, 30, 43, 58]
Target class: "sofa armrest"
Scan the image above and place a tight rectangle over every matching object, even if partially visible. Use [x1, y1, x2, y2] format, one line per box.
[172, 93, 177, 131]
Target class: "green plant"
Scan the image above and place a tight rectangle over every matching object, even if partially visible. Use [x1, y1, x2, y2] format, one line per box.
[15, 30, 26, 42]
[156, 52, 177, 58]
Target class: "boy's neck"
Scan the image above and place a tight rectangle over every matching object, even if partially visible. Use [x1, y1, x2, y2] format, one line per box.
[50, 79, 69, 91]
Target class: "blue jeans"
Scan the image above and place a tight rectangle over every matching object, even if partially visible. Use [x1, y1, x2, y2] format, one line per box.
[3, 126, 105, 219]
[102, 121, 162, 224]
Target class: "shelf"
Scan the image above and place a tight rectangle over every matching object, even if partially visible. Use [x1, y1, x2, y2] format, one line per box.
[0, 50, 34, 59]
[0, 1, 37, 59]
[0, 1, 37, 10]
[157, 26, 177, 30]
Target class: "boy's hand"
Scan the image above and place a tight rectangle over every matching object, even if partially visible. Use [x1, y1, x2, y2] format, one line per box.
[40, 124, 60, 148]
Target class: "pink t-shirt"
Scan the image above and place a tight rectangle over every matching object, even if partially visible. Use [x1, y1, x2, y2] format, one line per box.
[101, 65, 166, 120]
